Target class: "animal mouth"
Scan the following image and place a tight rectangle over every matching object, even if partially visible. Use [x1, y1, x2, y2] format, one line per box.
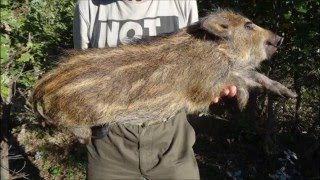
[264, 36, 283, 59]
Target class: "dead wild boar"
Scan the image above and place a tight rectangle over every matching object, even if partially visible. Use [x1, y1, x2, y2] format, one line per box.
[32, 9, 296, 143]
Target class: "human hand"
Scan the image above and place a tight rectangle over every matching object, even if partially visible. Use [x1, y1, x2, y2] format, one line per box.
[212, 85, 237, 103]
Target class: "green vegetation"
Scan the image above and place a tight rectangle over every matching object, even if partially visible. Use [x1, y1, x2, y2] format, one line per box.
[1, 0, 319, 179]
[1, 0, 80, 179]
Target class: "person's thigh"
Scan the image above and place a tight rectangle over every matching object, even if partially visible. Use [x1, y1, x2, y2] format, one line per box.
[142, 110, 200, 180]
[86, 124, 143, 180]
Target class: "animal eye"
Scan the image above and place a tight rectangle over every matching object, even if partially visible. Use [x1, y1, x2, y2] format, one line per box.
[244, 22, 254, 30]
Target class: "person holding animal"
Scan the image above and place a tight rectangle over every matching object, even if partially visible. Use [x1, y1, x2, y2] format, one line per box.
[33, 0, 296, 179]
[72, 0, 236, 179]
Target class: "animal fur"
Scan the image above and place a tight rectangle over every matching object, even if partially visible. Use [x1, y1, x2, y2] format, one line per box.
[32, 10, 296, 143]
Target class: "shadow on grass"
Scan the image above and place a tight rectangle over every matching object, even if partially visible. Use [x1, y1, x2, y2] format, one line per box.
[8, 131, 42, 180]
[188, 112, 319, 179]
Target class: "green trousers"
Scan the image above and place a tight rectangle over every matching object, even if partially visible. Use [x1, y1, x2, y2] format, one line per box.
[86, 110, 200, 180]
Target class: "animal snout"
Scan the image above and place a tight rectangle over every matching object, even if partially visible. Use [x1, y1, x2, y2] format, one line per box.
[264, 34, 284, 59]
[266, 35, 284, 48]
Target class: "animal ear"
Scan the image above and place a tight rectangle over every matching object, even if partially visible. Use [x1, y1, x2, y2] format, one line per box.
[201, 15, 231, 38]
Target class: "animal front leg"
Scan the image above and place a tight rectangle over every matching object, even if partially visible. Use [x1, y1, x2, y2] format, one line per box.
[230, 70, 296, 110]
[250, 71, 297, 98]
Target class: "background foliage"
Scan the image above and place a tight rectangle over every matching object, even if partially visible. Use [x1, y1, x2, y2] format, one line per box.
[1, 0, 319, 179]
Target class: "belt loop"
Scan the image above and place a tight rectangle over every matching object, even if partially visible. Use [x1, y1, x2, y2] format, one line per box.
[91, 125, 109, 139]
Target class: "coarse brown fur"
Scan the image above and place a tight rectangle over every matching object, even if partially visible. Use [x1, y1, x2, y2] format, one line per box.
[32, 10, 296, 143]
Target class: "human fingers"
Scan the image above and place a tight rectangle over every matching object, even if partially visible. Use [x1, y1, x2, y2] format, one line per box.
[212, 96, 220, 103]
[228, 85, 237, 97]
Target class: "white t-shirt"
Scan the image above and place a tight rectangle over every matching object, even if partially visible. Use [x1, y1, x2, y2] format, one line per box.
[73, 0, 199, 49]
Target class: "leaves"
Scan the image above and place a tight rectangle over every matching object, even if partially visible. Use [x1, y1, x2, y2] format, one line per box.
[0, 0, 75, 104]
[0, 0, 9, 5]
[0, 73, 9, 101]
[17, 52, 32, 64]
[283, 11, 292, 20]
[0, 46, 10, 63]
